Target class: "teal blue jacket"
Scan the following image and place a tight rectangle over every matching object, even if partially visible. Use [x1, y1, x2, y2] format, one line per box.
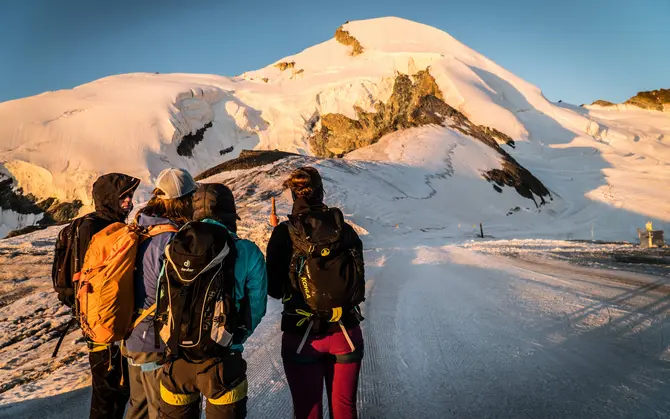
[203, 219, 268, 352]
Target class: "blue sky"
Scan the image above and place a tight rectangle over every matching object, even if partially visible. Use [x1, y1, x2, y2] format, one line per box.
[1, 0, 668, 105]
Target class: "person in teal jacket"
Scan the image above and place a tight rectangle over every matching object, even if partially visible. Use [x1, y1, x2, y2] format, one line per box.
[158, 182, 267, 419]
[193, 183, 268, 351]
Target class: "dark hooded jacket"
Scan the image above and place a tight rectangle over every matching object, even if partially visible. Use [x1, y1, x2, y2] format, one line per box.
[266, 197, 364, 335]
[72, 173, 140, 275]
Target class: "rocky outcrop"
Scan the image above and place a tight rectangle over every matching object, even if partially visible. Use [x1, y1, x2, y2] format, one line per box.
[480, 126, 515, 148]
[1, 175, 84, 238]
[310, 69, 550, 206]
[35, 198, 83, 223]
[274, 61, 295, 71]
[177, 122, 213, 157]
[590, 89, 670, 112]
[6, 225, 48, 238]
[219, 146, 234, 156]
[335, 26, 364, 56]
[0, 177, 43, 218]
[624, 89, 670, 111]
[194, 149, 299, 181]
[311, 70, 443, 156]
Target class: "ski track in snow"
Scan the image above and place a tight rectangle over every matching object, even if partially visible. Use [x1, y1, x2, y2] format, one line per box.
[1, 158, 670, 418]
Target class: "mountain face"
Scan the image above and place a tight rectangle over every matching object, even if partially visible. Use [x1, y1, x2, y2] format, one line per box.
[625, 89, 670, 111]
[590, 89, 670, 111]
[0, 17, 669, 239]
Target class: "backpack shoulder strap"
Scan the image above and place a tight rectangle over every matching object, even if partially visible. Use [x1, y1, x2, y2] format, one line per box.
[139, 224, 179, 243]
[130, 302, 157, 331]
[286, 216, 312, 256]
[146, 224, 179, 237]
[327, 207, 345, 231]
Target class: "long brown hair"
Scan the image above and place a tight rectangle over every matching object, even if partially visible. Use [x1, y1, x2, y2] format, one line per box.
[137, 188, 193, 225]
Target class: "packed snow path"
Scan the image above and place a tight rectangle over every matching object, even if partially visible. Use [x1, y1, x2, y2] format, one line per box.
[1, 236, 669, 418]
[2, 156, 670, 418]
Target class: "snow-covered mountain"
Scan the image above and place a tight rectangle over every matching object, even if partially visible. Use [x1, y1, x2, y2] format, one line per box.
[1, 17, 669, 239]
[2, 18, 670, 414]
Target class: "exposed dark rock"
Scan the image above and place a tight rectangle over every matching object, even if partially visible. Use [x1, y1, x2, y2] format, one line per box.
[591, 100, 616, 107]
[1, 175, 84, 237]
[624, 89, 670, 111]
[177, 122, 213, 157]
[261, 78, 269, 83]
[194, 149, 300, 181]
[275, 61, 295, 71]
[220, 146, 234, 156]
[39, 199, 83, 224]
[6, 225, 48, 238]
[335, 26, 364, 56]
[591, 89, 670, 111]
[0, 178, 43, 215]
[305, 111, 320, 134]
[480, 126, 515, 148]
[310, 69, 551, 206]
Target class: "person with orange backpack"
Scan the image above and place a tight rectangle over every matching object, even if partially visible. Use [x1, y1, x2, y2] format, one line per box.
[52, 172, 140, 419]
[121, 168, 198, 419]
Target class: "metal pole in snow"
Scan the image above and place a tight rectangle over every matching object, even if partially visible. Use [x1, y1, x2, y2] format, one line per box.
[480, 223, 484, 238]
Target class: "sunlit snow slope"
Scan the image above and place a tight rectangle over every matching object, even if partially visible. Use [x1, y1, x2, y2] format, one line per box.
[0, 17, 668, 239]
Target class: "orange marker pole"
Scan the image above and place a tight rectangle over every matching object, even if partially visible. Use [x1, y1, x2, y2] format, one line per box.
[270, 196, 279, 227]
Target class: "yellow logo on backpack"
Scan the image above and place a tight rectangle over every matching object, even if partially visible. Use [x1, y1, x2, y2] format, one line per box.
[76, 222, 177, 344]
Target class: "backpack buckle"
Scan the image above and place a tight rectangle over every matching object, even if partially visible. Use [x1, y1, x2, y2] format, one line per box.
[328, 307, 343, 323]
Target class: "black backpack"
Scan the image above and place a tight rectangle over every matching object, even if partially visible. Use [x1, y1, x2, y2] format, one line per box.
[157, 221, 239, 362]
[287, 207, 365, 315]
[51, 216, 92, 308]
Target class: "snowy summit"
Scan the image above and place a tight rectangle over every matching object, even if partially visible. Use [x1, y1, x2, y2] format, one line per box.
[0, 16, 669, 238]
[1, 17, 670, 419]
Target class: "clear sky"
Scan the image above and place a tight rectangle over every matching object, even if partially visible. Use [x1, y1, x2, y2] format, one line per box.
[1, 0, 668, 105]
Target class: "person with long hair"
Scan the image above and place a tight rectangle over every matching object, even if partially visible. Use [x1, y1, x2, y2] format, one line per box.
[122, 168, 197, 419]
[266, 166, 366, 419]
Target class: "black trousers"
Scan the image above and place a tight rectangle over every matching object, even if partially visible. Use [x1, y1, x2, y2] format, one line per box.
[88, 344, 130, 419]
[158, 351, 247, 419]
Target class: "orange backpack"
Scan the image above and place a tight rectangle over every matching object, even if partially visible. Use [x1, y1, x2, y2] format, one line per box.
[75, 222, 178, 344]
